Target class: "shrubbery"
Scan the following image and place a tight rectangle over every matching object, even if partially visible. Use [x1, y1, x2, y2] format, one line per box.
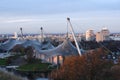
[0, 71, 27, 80]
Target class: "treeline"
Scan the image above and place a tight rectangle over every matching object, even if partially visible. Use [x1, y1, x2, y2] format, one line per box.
[78, 40, 120, 52]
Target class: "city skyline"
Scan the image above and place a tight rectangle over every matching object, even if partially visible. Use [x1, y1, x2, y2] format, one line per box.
[0, 0, 120, 34]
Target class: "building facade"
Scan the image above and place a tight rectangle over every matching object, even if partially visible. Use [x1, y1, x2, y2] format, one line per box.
[86, 29, 95, 41]
[96, 28, 110, 42]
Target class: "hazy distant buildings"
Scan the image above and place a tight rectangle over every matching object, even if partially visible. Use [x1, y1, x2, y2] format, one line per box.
[86, 29, 95, 41]
[96, 28, 110, 42]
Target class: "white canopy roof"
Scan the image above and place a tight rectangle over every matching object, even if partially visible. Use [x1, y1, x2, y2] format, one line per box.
[36, 39, 79, 58]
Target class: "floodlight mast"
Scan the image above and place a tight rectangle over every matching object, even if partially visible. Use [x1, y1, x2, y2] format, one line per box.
[67, 18, 82, 56]
[40, 27, 44, 42]
[20, 27, 24, 40]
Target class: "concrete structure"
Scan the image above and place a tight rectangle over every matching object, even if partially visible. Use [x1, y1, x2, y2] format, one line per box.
[96, 28, 110, 42]
[86, 29, 95, 41]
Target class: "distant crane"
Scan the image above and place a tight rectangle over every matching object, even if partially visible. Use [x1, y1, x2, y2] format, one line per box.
[67, 18, 82, 56]
[20, 27, 24, 40]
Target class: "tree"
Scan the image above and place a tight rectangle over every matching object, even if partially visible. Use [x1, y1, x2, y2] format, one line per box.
[50, 48, 114, 80]
[111, 65, 120, 80]
[10, 44, 25, 53]
[25, 46, 35, 63]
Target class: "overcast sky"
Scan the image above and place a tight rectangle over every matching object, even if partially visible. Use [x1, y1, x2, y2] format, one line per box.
[0, 0, 120, 34]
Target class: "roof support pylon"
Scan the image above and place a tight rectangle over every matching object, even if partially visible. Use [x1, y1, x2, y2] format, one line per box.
[67, 18, 82, 56]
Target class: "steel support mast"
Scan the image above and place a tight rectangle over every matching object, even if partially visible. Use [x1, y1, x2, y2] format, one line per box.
[67, 18, 82, 56]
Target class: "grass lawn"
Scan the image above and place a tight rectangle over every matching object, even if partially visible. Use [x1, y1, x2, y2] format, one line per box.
[0, 58, 7, 66]
[17, 63, 51, 71]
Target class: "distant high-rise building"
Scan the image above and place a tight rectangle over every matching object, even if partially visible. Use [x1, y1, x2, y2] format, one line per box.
[96, 27, 110, 42]
[86, 29, 95, 41]
[96, 32, 102, 42]
[101, 27, 110, 41]
[14, 32, 18, 39]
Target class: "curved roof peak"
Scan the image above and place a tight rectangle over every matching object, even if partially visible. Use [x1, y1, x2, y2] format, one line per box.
[36, 38, 79, 58]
